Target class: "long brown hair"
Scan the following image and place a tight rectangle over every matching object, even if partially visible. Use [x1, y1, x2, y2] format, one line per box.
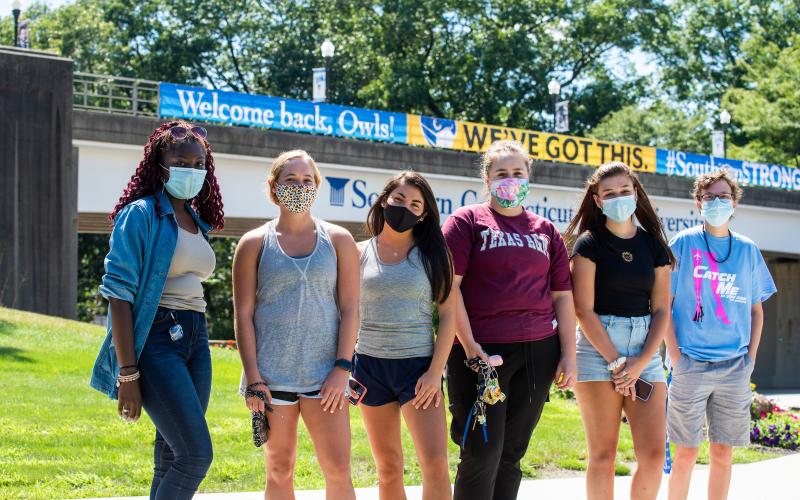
[565, 161, 675, 266]
[367, 171, 453, 303]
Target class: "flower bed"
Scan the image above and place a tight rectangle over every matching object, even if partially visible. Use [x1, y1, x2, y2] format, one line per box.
[750, 384, 800, 450]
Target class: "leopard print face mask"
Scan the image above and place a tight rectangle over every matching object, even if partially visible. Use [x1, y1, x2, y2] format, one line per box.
[274, 183, 318, 213]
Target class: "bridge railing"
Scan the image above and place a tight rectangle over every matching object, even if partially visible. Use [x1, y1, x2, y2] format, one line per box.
[73, 72, 159, 116]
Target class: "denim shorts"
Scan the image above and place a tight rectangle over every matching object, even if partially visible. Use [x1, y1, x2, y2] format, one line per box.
[576, 314, 666, 383]
[667, 352, 754, 448]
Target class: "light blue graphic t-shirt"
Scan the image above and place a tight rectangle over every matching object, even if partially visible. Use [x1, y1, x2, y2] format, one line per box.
[670, 226, 776, 362]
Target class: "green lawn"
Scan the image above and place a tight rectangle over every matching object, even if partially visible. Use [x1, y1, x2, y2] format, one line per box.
[0, 307, 784, 499]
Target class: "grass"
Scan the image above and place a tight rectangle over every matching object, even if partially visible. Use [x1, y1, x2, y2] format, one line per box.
[0, 307, 786, 499]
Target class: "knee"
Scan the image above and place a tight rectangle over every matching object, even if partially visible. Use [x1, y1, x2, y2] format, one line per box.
[320, 454, 352, 483]
[709, 444, 733, 466]
[588, 448, 617, 471]
[672, 446, 699, 467]
[266, 454, 295, 484]
[375, 457, 404, 487]
[634, 445, 665, 469]
[418, 450, 450, 478]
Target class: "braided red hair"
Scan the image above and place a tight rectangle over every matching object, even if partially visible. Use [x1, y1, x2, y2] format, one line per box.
[109, 120, 224, 230]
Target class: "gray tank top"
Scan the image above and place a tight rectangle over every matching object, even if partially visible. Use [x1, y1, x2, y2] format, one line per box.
[356, 238, 434, 359]
[242, 218, 340, 393]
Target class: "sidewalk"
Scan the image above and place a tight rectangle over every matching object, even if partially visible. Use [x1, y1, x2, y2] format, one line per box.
[82, 452, 800, 500]
[762, 390, 800, 411]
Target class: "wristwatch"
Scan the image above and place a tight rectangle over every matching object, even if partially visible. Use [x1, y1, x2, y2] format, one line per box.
[334, 358, 353, 372]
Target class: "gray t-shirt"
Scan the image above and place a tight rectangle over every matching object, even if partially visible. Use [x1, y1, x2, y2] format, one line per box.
[356, 238, 434, 359]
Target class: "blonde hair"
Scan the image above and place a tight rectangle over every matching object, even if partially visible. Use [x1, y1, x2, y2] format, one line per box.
[692, 168, 743, 201]
[479, 140, 531, 179]
[267, 150, 322, 204]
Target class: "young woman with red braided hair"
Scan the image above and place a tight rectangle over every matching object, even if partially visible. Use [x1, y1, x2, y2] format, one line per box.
[90, 120, 224, 500]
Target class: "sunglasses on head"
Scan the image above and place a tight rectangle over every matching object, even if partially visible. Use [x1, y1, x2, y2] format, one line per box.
[167, 125, 208, 140]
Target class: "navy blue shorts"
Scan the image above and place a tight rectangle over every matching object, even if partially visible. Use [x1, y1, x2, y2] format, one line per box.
[352, 353, 433, 407]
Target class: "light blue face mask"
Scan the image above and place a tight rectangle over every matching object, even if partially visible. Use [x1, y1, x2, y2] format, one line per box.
[701, 198, 734, 227]
[601, 194, 637, 222]
[162, 165, 206, 200]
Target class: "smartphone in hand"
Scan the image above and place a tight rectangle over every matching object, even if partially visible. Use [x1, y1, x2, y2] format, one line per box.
[346, 377, 367, 406]
[635, 378, 654, 402]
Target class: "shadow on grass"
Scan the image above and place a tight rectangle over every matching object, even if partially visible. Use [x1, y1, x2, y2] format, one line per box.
[0, 346, 34, 363]
[0, 319, 12, 335]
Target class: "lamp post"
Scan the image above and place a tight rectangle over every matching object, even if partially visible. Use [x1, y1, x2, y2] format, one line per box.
[321, 38, 335, 103]
[548, 79, 561, 132]
[12, 0, 22, 47]
[720, 109, 731, 158]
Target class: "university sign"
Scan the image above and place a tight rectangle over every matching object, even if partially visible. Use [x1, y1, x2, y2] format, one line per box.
[158, 83, 799, 192]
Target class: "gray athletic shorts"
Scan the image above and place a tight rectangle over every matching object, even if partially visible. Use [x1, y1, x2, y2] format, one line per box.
[667, 352, 754, 448]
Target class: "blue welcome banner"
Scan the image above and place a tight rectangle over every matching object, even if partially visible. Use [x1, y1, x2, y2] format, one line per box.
[656, 149, 800, 192]
[159, 82, 408, 144]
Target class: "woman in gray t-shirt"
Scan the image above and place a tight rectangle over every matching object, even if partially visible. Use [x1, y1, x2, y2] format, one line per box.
[352, 171, 457, 500]
[232, 150, 360, 500]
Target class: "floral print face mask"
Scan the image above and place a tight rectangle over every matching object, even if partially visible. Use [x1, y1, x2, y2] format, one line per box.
[489, 178, 529, 209]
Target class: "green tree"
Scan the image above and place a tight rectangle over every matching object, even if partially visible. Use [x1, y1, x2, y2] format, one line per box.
[723, 35, 800, 166]
[589, 101, 710, 152]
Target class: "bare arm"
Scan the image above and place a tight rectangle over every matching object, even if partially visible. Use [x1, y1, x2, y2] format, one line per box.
[640, 266, 671, 361]
[109, 298, 142, 422]
[232, 227, 269, 410]
[451, 275, 488, 361]
[552, 289, 577, 389]
[320, 226, 360, 412]
[412, 276, 458, 410]
[665, 293, 680, 366]
[570, 255, 619, 363]
[748, 301, 764, 363]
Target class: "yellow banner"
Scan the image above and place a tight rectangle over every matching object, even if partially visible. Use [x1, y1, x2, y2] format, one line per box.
[407, 115, 656, 173]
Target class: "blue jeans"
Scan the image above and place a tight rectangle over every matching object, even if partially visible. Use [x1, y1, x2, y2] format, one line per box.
[138, 307, 213, 500]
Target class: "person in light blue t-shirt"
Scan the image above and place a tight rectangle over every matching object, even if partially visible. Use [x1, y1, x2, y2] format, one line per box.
[665, 169, 777, 500]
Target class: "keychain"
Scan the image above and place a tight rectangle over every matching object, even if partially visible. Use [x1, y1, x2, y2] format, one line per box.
[461, 356, 506, 449]
[168, 311, 184, 341]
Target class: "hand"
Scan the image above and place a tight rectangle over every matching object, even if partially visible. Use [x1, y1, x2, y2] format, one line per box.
[320, 367, 349, 413]
[117, 378, 142, 424]
[464, 341, 489, 365]
[246, 382, 272, 414]
[554, 354, 577, 390]
[612, 357, 642, 400]
[412, 369, 443, 410]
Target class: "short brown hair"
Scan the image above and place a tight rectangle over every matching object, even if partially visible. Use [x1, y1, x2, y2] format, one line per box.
[479, 140, 531, 179]
[267, 150, 322, 204]
[691, 168, 743, 201]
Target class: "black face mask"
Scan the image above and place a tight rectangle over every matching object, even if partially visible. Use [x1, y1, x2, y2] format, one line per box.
[384, 204, 421, 233]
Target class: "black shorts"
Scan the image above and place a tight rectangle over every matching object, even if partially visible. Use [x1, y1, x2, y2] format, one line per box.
[352, 353, 434, 406]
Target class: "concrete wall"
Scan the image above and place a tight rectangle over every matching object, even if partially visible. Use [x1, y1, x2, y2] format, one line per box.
[0, 48, 76, 318]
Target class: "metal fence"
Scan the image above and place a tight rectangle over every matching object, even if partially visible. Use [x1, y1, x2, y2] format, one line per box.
[73, 72, 159, 116]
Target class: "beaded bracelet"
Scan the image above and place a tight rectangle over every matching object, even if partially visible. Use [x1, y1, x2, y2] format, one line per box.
[116, 370, 141, 388]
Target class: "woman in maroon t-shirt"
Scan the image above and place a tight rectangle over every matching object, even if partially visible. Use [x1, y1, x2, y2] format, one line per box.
[442, 140, 577, 500]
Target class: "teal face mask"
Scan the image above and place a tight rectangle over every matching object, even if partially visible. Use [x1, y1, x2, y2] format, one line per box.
[162, 165, 206, 200]
[601, 195, 637, 222]
[701, 198, 734, 227]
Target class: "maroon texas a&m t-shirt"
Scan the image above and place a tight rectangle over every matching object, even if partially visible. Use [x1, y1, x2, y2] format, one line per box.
[442, 203, 572, 344]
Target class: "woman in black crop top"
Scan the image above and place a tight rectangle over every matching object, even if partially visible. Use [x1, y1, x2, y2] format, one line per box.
[566, 161, 675, 500]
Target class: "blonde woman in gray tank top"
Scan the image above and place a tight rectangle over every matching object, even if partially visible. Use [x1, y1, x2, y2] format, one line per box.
[352, 171, 457, 500]
[232, 150, 360, 500]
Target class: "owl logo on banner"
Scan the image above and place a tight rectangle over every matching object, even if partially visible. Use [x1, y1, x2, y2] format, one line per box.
[420, 116, 457, 148]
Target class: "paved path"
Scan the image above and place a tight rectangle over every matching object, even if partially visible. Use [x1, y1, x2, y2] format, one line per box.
[81, 452, 800, 500]
[763, 390, 800, 411]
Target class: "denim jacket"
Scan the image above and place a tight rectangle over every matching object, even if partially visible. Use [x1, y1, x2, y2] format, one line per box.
[90, 189, 211, 399]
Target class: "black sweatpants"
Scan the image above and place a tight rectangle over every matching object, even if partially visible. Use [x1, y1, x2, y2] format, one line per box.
[446, 335, 561, 500]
